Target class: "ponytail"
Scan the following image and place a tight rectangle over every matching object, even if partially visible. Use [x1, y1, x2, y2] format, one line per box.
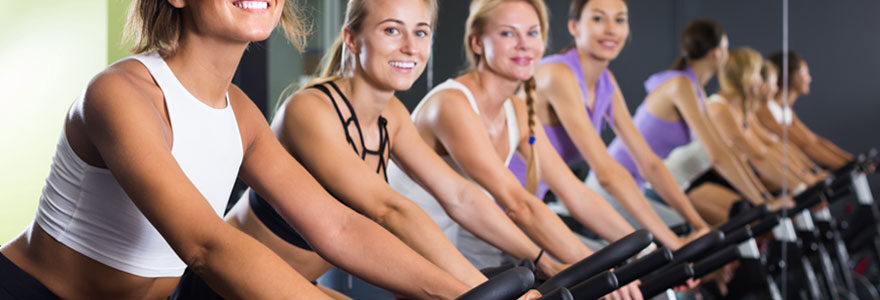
[298, 35, 347, 92]
[523, 77, 540, 194]
[671, 56, 688, 71]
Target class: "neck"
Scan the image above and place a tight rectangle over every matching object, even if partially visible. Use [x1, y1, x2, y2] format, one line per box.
[346, 69, 395, 126]
[577, 49, 610, 91]
[164, 30, 248, 108]
[462, 62, 521, 120]
[688, 59, 716, 87]
[774, 91, 799, 106]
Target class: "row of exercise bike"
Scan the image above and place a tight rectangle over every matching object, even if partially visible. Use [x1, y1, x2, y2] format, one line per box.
[453, 148, 880, 300]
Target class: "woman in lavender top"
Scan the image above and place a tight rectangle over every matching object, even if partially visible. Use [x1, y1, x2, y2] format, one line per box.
[607, 19, 785, 225]
[509, 0, 708, 247]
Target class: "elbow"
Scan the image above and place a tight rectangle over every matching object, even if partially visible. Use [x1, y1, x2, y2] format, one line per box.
[181, 244, 211, 275]
[371, 198, 408, 229]
[503, 196, 537, 226]
[594, 164, 630, 191]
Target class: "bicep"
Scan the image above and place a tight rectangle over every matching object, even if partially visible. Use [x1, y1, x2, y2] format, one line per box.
[82, 79, 225, 256]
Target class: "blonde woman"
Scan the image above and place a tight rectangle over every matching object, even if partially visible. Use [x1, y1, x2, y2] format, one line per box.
[192, 0, 551, 298]
[708, 48, 820, 193]
[388, 0, 643, 298]
[0, 1, 471, 299]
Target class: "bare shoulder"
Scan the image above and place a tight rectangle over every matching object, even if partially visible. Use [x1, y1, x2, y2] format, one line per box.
[419, 87, 473, 124]
[81, 59, 162, 114]
[535, 63, 576, 91]
[653, 75, 693, 98]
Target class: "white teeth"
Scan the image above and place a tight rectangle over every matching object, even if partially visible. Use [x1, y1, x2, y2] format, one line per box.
[390, 61, 416, 69]
[601, 41, 617, 47]
[236, 1, 268, 9]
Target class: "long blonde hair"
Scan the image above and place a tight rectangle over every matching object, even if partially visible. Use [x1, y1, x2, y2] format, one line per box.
[304, 0, 438, 90]
[464, 0, 549, 194]
[719, 47, 763, 112]
[124, 0, 309, 56]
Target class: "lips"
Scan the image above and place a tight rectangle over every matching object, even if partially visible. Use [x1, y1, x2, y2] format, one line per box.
[389, 60, 417, 72]
[598, 40, 619, 50]
[233, 0, 269, 12]
[511, 56, 533, 66]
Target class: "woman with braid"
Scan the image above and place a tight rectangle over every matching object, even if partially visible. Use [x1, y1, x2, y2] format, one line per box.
[388, 1, 644, 298]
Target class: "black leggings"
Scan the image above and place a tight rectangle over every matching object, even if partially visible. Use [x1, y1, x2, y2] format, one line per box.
[171, 267, 320, 299]
[0, 252, 60, 299]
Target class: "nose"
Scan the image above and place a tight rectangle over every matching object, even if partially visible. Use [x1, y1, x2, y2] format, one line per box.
[401, 33, 417, 56]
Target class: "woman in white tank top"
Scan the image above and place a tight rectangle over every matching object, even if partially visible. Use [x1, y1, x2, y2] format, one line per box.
[221, 0, 563, 294]
[388, 1, 641, 298]
[0, 1, 474, 299]
[754, 51, 853, 170]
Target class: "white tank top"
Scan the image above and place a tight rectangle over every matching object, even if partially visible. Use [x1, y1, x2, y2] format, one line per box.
[387, 79, 519, 244]
[662, 94, 724, 190]
[766, 100, 793, 125]
[34, 52, 243, 277]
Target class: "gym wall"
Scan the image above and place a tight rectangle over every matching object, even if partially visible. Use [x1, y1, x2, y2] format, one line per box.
[0, 0, 110, 242]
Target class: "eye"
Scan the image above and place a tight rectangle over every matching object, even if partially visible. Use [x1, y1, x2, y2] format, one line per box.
[501, 31, 514, 37]
[616, 17, 627, 24]
[384, 27, 400, 35]
[528, 30, 540, 37]
[415, 29, 430, 38]
[592, 16, 603, 22]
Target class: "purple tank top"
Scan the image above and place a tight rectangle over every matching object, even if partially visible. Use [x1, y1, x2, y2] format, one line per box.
[607, 67, 705, 189]
[509, 48, 616, 198]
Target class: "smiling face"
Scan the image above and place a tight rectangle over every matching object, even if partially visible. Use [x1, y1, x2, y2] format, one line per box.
[714, 35, 730, 71]
[176, 0, 284, 43]
[568, 0, 628, 61]
[347, 0, 433, 91]
[762, 66, 780, 102]
[472, 1, 545, 82]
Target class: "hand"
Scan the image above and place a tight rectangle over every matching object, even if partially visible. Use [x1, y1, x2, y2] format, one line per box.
[601, 281, 643, 300]
[673, 278, 700, 292]
[517, 289, 542, 300]
[768, 195, 795, 211]
[537, 260, 568, 279]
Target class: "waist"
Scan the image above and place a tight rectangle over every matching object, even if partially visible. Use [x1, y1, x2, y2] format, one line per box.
[1, 223, 179, 300]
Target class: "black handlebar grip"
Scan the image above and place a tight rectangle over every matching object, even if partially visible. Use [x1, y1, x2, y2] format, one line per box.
[537, 229, 652, 294]
[639, 263, 695, 299]
[456, 266, 534, 300]
[719, 225, 753, 249]
[692, 245, 740, 278]
[480, 259, 535, 278]
[718, 204, 768, 234]
[568, 271, 619, 300]
[669, 230, 724, 265]
[613, 249, 673, 286]
[793, 180, 829, 205]
[790, 192, 824, 215]
[538, 287, 573, 300]
[751, 214, 781, 236]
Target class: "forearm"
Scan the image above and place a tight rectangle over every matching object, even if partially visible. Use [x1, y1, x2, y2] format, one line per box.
[712, 153, 770, 204]
[554, 182, 635, 245]
[191, 227, 331, 300]
[643, 165, 709, 231]
[819, 138, 852, 166]
[315, 211, 470, 299]
[598, 173, 683, 249]
[505, 190, 592, 263]
[377, 200, 487, 287]
[446, 186, 547, 264]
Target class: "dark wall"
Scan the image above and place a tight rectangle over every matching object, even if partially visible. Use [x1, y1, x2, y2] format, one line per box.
[396, 0, 879, 189]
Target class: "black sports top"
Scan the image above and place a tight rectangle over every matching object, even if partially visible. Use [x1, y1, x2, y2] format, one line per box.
[250, 81, 391, 251]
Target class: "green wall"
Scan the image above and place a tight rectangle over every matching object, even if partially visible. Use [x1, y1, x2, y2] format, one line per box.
[0, 1, 109, 242]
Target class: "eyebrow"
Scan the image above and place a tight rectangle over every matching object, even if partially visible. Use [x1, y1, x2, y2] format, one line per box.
[497, 24, 541, 30]
[591, 9, 628, 16]
[378, 18, 432, 28]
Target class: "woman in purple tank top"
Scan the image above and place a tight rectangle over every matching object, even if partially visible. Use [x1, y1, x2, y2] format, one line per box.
[510, 0, 707, 250]
[607, 19, 786, 225]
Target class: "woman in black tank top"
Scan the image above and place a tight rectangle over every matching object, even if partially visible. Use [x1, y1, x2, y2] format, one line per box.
[220, 0, 552, 299]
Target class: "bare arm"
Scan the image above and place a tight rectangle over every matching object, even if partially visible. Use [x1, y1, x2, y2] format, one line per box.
[792, 116, 852, 168]
[603, 81, 709, 233]
[660, 78, 770, 204]
[80, 72, 331, 300]
[534, 66, 684, 249]
[389, 98, 564, 276]
[268, 90, 482, 291]
[419, 90, 591, 264]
